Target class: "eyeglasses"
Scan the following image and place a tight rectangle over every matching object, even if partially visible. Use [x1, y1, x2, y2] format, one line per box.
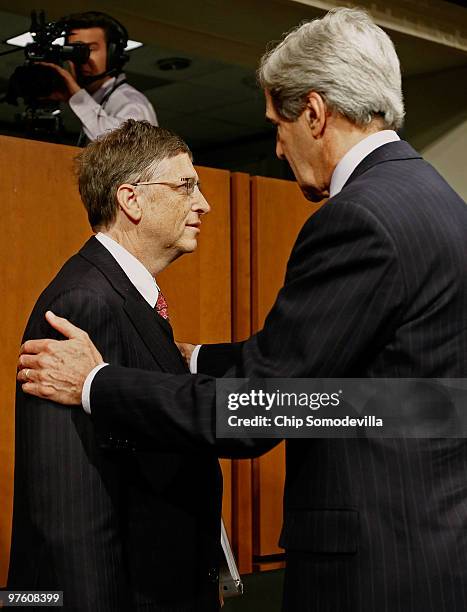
[130, 177, 201, 196]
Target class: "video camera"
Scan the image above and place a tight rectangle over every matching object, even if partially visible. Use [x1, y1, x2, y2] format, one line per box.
[6, 10, 90, 108]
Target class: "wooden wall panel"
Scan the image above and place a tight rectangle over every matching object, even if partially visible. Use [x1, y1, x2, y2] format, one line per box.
[0, 135, 90, 587]
[230, 173, 253, 574]
[250, 175, 325, 565]
[231, 172, 251, 342]
[251, 176, 324, 331]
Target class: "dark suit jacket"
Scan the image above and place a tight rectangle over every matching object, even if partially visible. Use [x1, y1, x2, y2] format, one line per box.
[8, 237, 222, 612]
[85, 141, 467, 611]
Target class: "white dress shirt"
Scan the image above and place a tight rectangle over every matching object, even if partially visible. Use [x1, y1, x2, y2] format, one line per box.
[329, 130, 400, 197]
[189, 130, 400, 374]
[82, 232, 160, 413]
[69, 73, 158, 142]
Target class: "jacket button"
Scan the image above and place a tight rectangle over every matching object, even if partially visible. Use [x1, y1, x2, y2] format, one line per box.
[208, 568, 218, 583]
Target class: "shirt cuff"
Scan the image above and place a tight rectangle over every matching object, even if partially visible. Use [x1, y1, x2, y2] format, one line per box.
[69, 88, 97, 117]
[68, 89, 102, 137]
[82, 363, 108, 414]
[190, 345, 202, 373]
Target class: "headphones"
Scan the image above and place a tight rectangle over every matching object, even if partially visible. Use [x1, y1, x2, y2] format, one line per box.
[104, 15, 129, 73]
[63, 11, 130, 76]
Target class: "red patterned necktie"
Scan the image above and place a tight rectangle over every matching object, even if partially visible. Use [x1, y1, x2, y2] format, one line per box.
[155, 290, 169, 320]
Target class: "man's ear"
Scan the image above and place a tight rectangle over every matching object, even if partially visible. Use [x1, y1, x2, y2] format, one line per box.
[304, 91, 327, 138]
[116, 184, 142, 223]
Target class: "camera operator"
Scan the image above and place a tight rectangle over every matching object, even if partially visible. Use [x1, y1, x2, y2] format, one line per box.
[40, 11, 157, 142]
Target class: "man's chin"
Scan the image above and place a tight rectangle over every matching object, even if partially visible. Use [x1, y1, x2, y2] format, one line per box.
[301, 186, 329, 203]
[180, 239, 198, 254]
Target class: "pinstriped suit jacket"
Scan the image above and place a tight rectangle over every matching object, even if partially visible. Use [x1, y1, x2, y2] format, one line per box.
[86, 141, 467, 611]
[8, 237, 222, 612]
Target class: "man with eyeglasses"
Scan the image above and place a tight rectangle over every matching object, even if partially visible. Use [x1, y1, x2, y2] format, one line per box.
[8, 119, 220, 611]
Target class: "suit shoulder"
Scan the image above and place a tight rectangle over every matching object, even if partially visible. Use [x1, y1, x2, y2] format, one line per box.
[37, 252, 119, 307]
[24, 253, 122, 339]
[312, 157, 467, 251]
[293, 157, 467, 294]
[338, 156, 466, 218]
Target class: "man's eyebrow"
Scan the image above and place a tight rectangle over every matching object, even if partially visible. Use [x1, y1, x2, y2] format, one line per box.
[71, 39, 99, 46]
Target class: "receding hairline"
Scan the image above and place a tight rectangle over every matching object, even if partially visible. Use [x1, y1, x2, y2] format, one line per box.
[137, 149, 196, 182]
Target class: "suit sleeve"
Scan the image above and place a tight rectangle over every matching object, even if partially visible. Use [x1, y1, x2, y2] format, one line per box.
[11, 288, 129, 603]
[197, 342, 245, 376]
[90, 198, 406, 456]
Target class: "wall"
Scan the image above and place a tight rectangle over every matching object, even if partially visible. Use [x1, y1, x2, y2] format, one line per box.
[401, 65, 467, 201]
[197, 65, 467, 201]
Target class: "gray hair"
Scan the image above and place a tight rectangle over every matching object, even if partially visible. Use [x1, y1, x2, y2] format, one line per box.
[258, 7, 404, 130]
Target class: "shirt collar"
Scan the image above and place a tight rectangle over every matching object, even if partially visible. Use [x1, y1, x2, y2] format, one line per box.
[92, 73, 126, 103]
[329, 130, 400, 197]
[95, 232, 159, 308]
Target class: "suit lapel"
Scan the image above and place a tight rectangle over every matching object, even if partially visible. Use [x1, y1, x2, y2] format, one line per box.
[123, 296, 188, 373]
[79, 237, 188, 373]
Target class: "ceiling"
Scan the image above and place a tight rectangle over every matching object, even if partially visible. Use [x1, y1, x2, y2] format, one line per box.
[0, 0, 466, 153]
[0, 8, 269, 148]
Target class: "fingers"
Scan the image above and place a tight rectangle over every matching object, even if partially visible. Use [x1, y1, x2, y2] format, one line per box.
[17, 356, 46, 383]
[19, 369, 78, 404]
[176, 342, 194, 353]
[67, 60, 77, 80]
[175, 342, 188, 364]
[21, 378, 80, 405]
[21, 381, 57, 401]
[17, 353, 42, 371]
[21, 381, 41, 397]
[17, 367, 35, 383]
[17, 364, 42, 385]
[176, 342, 195, 367]
[45, 311, 88, 340]
[18, 342, 58, 380]
[20, 338, 57, 356]
[37, 61, 61, 71]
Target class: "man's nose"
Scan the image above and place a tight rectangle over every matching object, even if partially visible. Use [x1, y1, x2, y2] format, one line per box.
[276, 138, 285, 160]
[192, 190, 211, 215]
